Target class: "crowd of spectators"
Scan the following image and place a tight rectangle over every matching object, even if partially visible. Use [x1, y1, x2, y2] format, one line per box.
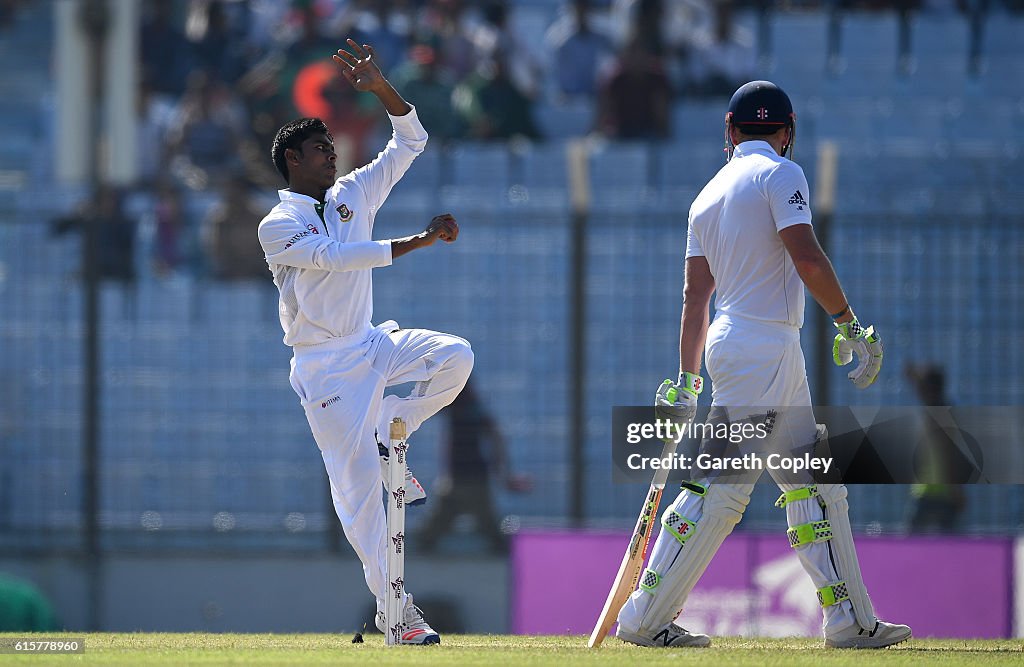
[134, 0, 760, 167]
[31, 0, 1015, 283]
[83, 0, 727, 283]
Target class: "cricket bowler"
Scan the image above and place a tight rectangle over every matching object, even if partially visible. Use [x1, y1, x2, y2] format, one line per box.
[614, 81, 911, 649]
[258, 40, 473, 645]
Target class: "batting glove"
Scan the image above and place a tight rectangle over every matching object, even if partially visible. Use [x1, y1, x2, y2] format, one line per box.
[655, 372, 703, 426]
[833, 318, 883, 389]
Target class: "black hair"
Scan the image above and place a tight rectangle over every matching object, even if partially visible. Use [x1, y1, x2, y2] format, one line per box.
[271, 118, 333, 184]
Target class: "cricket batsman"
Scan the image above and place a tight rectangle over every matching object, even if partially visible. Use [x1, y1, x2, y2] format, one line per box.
[258, 40, 473, 645]
[614, 81, 911, 649]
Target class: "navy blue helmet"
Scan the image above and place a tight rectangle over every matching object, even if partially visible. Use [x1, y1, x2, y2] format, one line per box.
[725, 80, 796, 158]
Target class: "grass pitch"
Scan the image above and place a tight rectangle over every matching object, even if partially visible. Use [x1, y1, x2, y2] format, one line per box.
[0, 634, 1021, 666]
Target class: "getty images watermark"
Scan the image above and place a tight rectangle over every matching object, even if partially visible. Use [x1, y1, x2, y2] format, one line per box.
[611, 405, 1024, 485]
[623, 415, 835, 476]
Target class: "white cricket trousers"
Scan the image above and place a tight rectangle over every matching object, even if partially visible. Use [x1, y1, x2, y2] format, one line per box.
[288, 321, 474, 608]
[707, 313, 857, 634]
[620, 314, 857, 637]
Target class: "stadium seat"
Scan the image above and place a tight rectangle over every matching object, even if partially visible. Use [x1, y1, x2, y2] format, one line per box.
[655, 141, 724, 190]
[535, 99, 595, 140]
[0, 131, 34, 167]
[902, 56, 970, 99]
[513, 141, 567, 188]
[912, 14, 969, 58]
[446, 142, 511, 188]
[382, 187, 438, 216]
[813, 97, 882, 145]
[947, 100, 1015, 141]
[840, 11, 901, 69]
[508, 142, 569, 211]
[201, 282, 272, 324]
[672, 101, 728, 141]
[389, 146, 441, 193]
[588, 142, 649, 188]
[983, 12, 1024, 57]
[827, 65, 900, 99]
[770, 11, 831, 61]
[586, 142, 654, 212]
[879, 103, 946, 142]
[975, 56, 1024, 102]
[768, 11, 831, 80]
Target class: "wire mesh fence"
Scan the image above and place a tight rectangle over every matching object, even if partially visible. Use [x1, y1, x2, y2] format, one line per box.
[2, 138, 1023, 553]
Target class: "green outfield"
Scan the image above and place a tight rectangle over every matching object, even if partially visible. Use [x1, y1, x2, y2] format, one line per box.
[0, 634, 1021, 666]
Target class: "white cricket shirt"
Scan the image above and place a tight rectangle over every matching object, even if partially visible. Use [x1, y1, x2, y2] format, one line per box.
[258, 107, 428, 346]
[685, 140, 812, 328]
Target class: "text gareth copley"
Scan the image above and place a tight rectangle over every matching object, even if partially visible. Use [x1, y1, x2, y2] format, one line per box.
[626, 452, 835, 475]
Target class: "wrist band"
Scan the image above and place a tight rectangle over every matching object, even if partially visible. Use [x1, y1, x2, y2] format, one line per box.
[831, 305, 850, 320]
[678, 371, 704, 396]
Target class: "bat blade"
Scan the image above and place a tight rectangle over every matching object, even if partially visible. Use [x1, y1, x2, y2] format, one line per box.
[588, 435, 680, 648]
[587, 484, 664, 648]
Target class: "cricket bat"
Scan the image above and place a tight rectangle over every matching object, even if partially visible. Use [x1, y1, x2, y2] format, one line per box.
[588, 422, 681, 648]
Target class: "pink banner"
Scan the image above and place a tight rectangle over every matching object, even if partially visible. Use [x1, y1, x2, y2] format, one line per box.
[512, 530, 1012, 638]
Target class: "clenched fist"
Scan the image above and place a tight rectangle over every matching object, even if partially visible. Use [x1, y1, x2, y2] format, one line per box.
[424, 213, 459, 244]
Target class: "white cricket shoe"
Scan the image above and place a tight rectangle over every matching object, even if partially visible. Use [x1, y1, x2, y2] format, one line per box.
[616, 622, 712, 648]
[375, 599, 441, 645]
[378, 439, 426, 506]
[825, 620, 912, 649]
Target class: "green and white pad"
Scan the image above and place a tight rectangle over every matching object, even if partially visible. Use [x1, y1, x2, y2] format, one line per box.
[616, 481, 753, 636]
[776, 473, 876, 631]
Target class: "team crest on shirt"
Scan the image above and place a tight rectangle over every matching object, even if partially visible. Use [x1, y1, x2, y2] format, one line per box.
[336, 203, 354, 222]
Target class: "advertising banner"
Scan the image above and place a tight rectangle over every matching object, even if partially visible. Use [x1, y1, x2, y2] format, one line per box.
[512, 531, 1013, 638]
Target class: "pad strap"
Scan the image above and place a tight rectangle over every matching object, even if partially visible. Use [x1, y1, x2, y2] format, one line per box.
[623, 483, 753, 635]
[640, 568, 660, 592]
[680, 481, 707, 495]
[787, 520, 833, 547]
[775, 485, 821, 509]
[817, 581, 850, 607]
[662, 510, 696, 545]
